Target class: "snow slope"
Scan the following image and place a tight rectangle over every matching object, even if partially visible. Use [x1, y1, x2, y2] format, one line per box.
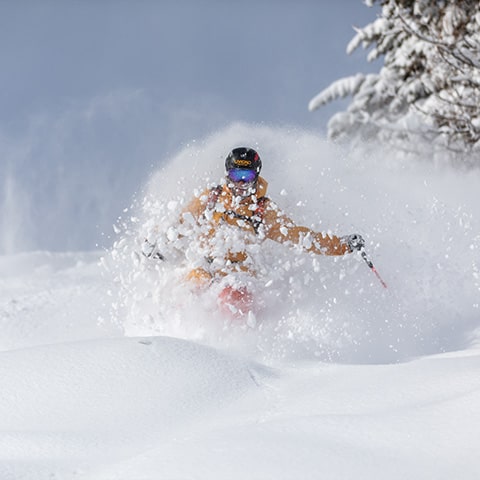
[0, 334, 272, 479]
[0, 124, 479, 479]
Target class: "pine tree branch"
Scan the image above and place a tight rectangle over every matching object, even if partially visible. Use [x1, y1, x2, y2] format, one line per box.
[396, 10, 480, 69]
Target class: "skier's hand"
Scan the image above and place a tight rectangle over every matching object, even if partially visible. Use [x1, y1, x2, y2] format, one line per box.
[343, 233, 365, 252]
[141, 239, 165, 260]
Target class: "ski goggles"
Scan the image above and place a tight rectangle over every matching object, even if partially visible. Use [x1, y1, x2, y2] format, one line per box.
[227, 168, 258, 183]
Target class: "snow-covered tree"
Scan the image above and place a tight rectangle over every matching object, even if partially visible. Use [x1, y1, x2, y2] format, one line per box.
[310, 0, 480, 162]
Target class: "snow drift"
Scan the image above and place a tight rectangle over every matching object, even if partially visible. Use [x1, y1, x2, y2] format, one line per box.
[0, 335, 272, 479]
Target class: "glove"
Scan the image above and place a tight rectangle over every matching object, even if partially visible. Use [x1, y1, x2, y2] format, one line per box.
[343, 233, 365, 252]
[141, 239, 165, 260]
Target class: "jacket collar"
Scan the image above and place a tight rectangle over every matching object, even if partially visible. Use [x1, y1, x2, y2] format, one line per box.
[256, 176, 268, 198]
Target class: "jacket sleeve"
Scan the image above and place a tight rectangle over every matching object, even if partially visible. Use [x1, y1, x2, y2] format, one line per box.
[180, 189, 210, 224]
[262, 201, 350, 256]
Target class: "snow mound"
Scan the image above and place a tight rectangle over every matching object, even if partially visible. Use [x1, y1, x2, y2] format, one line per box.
[90, 349, 480, 480]
[0, 335, 272, 479]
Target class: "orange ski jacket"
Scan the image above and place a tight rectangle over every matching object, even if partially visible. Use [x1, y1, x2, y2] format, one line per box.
[180, 177, 350, 270]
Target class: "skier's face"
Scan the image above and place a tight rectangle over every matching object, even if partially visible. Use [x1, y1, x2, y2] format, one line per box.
[228, 180, 257, 198]
[226, 168, 258, 198]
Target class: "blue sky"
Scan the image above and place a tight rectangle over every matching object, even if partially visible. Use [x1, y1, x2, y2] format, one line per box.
[0, 1, 380, 253]
[0, 1, 378, 132]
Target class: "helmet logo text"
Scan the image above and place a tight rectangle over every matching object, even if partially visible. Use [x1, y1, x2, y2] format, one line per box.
[234, 159, 252, 167]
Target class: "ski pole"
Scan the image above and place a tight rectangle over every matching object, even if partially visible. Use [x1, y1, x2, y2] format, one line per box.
[360, 249, 388, 289]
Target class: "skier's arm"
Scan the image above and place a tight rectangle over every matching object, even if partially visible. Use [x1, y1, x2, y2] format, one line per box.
[263, 204, 350, 256]
[179, 189, 210, 225]
[142, 190, 209, 259]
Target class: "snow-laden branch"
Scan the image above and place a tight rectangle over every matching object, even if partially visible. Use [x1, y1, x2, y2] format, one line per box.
[308, 74, 366, 112]
[309, 0, 480, 162]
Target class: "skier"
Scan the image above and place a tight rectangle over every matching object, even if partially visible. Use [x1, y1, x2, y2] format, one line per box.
[144, 147, 365, 319]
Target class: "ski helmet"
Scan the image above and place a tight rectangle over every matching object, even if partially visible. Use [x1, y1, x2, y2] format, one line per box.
[225, 147, 262, 175]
